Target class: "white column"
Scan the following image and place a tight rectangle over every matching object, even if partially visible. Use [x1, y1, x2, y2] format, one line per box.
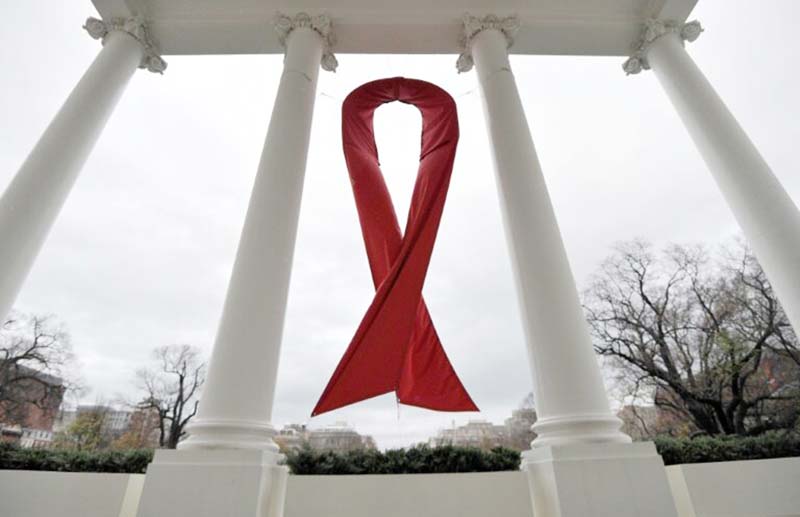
[0, 17, 164, 324]
[180, 14, 336, 452]
[459, 16, 679, 517]
[626, 19, 800, 334]
[458, 15, 630, 448]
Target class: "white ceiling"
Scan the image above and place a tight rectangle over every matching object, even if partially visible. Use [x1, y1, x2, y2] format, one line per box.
[91, 0, 698, 56]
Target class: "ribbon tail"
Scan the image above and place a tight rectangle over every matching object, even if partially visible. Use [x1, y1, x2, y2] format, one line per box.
[396, 300, 479, 412]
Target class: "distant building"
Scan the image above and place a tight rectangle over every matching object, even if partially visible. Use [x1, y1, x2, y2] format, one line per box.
[125, 407, 161, 448]
[51, 408, 75, 434]
[617, 405, 660, 440]
[56, 405, 132, 434]
[0, 364, 65, 448]
[430, 419, 508, 449]
[307, 421, 377, 451]
[274, 424, 307, 452]
[54, 405, 161, 448]
[274, 422, 376, 453]
[503, 407, 538, 450]
[430, 406, 538, 451]
[79, 405, 132, 433]
[0, 425, 22, 444]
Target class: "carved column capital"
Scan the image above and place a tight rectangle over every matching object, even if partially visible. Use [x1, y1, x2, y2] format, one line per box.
[456, 13, 520, 73]
[83, 16, 167, 74]
[622, 19, 703, 75]
[274, 12, 338, 72]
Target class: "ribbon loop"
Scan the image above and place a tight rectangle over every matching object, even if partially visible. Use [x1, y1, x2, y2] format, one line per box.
[312, 78, 478, 416]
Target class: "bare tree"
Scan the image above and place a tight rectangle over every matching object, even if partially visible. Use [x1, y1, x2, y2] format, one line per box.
[136, 344, 206, 449]
[0, 314, 78, 424]
[52, 405, 112, 451]
[584, 239, 800, 437]
[503, 393, 537, 451]
[519, 392, 536, 411]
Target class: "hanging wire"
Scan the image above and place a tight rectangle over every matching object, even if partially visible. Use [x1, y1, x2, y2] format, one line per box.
[454, 87, 478, 99]
[318, 91, 342, 102]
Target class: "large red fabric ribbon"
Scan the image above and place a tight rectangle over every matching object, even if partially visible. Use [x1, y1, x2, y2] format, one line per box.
[312, 78, 478, 416]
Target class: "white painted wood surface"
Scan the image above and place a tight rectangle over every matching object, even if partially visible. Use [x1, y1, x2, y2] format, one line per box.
[666, 458, 800, 517]
[3, 458, 799, 517]
[286, 471, 533, 517]
[90, 0, 697, 56]
[0, 470, 143, 517]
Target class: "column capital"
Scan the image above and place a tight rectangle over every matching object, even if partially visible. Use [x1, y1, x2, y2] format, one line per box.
[83, 16, 167, 74]
[622, 18, 703, 75]
[274, 12, 338, 72]
[456, 13, 520, 73]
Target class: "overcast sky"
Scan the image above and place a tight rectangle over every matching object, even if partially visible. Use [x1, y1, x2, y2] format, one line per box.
[2, 1, 800, 449]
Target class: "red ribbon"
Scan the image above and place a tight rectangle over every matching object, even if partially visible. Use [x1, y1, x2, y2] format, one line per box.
[312, 78, 478, 416]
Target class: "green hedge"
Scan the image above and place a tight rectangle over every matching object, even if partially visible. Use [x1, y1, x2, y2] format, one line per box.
[0, 443, 153, 473]
[285, 445, 521, 475]
[654, 434, 800, 465]
[286, 436, 800, 474]
[3, 435, 799, 474]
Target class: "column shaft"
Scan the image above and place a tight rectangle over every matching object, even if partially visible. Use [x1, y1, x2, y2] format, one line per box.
[0, 31, 143, 323]
[470, 29, 630, 448]
[648, 32, 800, 333]
[181, 27, 323, 451]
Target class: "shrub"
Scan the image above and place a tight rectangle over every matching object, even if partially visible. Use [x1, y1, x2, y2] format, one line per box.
[654, 433, 800, 465]
[285, 445, 521, 475]
[0, 443, 153, 473]
[4, 435, 797, 474]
